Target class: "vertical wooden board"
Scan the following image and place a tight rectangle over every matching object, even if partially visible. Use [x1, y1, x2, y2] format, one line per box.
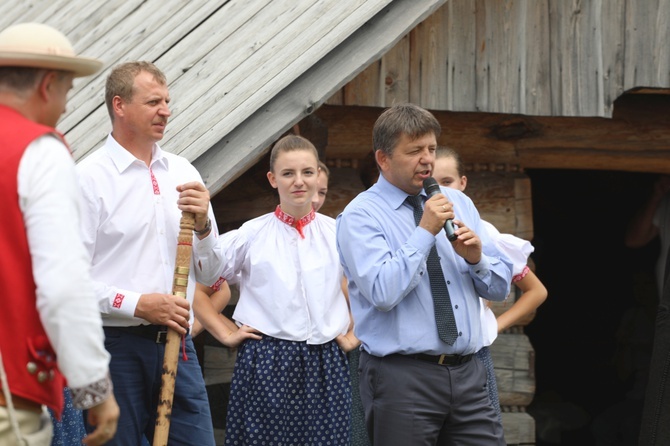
[623, 0, 661, 89]
[408, 25, 422, 104]
[559, 0, 582, 114]
[576, 0, 604, 116]
[548, 0, 567, 115]
[549, 0, 606, 115]
[524, 1, 552, 116]
[515, 197, 534, 241]
[506, 0, 525, 114]
[412, 8, 447, 108]
[344, 59, 382, 106]
[464, 171, 515, 222]
[484, 0, 523, 114]
[600, 0, 626, 115]
[652, 0, 670, 87]
[514, 176, 534, 239]
[477, 198, 517, 235]
[380, 34, 411, 106]
[474, 0, 490, 112]
[446, 0, 476, 111]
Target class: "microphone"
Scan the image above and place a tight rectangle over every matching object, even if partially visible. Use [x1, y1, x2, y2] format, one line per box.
[423, 177, 458, 241]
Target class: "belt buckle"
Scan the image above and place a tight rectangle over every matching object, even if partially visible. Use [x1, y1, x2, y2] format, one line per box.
[156, 329, 168, 344]
[438, 354, 447, 365]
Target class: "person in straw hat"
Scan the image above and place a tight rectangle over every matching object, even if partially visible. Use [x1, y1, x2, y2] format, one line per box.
[0, 22, 119, 446]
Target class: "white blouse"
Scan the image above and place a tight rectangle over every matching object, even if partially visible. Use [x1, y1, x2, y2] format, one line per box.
[479, 220, 535, 346]
[211, 207, 350, 345]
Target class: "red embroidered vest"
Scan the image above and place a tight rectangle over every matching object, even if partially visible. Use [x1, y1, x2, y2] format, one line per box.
[0, 105, 66, 417]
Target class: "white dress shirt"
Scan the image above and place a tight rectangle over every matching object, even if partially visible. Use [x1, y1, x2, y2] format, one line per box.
[76, 134, 219, 327]
[203, 209, 350, 345]
[17, 135, 110, 389]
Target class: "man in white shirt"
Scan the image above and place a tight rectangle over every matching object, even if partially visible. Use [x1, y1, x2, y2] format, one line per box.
[0, 22, 119, 446]
[77, 61, 220, 445]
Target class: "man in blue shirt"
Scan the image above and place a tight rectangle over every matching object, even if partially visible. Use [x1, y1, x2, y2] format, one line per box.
[336, 103, 512, 445]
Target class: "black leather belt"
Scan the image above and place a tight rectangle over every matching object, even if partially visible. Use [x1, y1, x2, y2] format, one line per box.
[105, 325, 168, 344]
[395, 352, 473, 366]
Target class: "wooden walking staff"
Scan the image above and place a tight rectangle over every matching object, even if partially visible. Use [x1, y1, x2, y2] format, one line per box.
[153, 211, 195, 446]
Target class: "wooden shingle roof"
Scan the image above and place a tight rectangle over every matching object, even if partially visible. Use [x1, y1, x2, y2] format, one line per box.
[4, 0, 446, 194]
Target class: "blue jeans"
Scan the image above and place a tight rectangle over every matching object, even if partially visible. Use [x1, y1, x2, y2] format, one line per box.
[87, 328, 214, 446]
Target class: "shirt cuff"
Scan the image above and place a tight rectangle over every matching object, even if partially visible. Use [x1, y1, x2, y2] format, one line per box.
[110, 289, 141, 318]
[194, 228, 216, 253]
[409, 225, 435, 255]
[70, 374, 113, 410]
[467, 256, 491, 279]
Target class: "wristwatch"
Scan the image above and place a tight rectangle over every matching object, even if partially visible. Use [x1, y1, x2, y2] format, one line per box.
[194, 218, 211, 236]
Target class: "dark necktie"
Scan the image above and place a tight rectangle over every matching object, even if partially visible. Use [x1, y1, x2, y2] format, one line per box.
[406, 195, 459, 345]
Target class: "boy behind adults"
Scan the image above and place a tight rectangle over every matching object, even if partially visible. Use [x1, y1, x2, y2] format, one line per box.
[76, 61, 220, 445]
[336, 103, 513, 445]
[0, 22, 118, 445]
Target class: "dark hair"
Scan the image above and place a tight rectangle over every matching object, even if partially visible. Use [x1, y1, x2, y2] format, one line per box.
[436, 146, 464, 176]
[105, 61, 167, 121]
[359, 150, 379, 189]
[318, 160, 330, 178]
[0, 66, 45, 92]
[372, 103, 441, 157]
[269, 134, 319, 172]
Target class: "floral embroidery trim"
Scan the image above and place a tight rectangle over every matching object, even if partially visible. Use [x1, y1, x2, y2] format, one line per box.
[70, 374, 113, 410]
[211, 276, 226, 292]
[273, 205, 315, 239]
[512, 265, 530, 283]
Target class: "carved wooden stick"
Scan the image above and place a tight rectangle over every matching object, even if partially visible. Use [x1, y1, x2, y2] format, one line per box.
[153, 211, 195, 446]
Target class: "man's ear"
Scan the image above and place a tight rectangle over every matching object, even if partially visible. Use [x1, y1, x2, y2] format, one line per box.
[112, 95, 125, 118]
[37, 70, 57, 101]
[374, 149, 388, 172]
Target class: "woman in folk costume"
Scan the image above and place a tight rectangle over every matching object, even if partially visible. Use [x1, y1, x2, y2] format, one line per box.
[433, 146, 548, 419]
[206, 134, 356, 445]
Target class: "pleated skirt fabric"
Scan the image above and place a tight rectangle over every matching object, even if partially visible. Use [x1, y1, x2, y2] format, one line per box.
[224, 336, 351, 445]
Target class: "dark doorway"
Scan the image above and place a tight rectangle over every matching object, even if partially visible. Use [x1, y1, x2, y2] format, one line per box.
[525, 169, 659, 446]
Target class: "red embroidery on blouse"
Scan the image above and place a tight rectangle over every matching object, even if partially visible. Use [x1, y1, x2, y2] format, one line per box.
[211, 277, 226, 292]
[512, 265, 530, 283]
[113, 293, 125, 308]
[149, 168, 160, 195]
[274, 205, 315, 239]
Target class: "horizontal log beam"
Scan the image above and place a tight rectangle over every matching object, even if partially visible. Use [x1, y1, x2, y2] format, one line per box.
[314, 103, 670, 174]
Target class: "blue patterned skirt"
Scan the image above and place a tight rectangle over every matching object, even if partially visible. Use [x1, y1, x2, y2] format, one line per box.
[224, 336, 351, 445]
[476, 346, 502, 422]
[49, 387, 86, 446]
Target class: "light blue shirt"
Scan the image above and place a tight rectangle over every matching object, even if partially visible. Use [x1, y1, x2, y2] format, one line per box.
[336, 174, 513, 356]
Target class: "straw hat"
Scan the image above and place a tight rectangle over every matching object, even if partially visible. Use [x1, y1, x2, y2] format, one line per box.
[0, 23, 102, 77]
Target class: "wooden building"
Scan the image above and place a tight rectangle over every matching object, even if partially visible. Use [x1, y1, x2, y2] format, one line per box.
[7, 0, 670, 443]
